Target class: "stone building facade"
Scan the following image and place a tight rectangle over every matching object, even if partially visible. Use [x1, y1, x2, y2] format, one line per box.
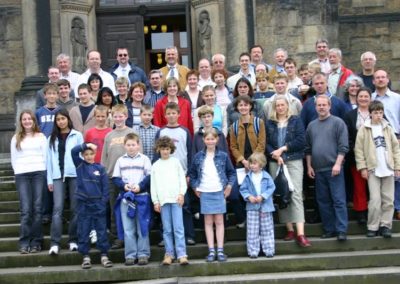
[0, 0, 399, 152]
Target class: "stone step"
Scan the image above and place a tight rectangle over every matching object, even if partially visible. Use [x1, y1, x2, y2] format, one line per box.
[0, 181, 15, 192]
[0, 191, 18, 202]
[0, 201, 19, 213]
[0, 234, 399, 268]
[0, 213, 19, 224]
[0, 249, 400, 284]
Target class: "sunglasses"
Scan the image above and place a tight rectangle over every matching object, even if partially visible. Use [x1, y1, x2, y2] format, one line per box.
[118, 54, 128, 57]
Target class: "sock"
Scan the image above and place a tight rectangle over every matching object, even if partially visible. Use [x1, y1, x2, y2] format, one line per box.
[209, 247, 215, 254]
[217, 247, 224, 254]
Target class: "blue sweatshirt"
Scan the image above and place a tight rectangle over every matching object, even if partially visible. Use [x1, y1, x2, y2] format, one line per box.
[36, 106, 60, 138]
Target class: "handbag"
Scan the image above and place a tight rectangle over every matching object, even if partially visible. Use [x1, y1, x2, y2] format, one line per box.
[273, 165, 292, 209]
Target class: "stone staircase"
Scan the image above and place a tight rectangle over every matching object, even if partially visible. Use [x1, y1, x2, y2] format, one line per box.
[0, 160, 400, 283]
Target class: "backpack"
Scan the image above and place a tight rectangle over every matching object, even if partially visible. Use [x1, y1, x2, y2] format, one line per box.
[232, 117, 260, 137]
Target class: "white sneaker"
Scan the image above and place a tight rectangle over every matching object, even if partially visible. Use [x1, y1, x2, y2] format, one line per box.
[49, 245, 59, 255]
[89, 230, 97, 244]
[69, 242, 78, 251]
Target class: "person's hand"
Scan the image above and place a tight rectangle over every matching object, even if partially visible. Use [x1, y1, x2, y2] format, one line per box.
[361, 169, 369, 180]
[154, 203, 161, 213]
[124, 184, 131, 192]
[131, 185, 140, 193]
[256, 195, 263, 203]
[248, 196, 257, 204]
[177, 194, 184, 207]
[332, 164, 341, 176]
[48, 184, 54, 192]
[395, 170, 400, 177]
[86, 143, 97, 151]
[224, 185, 232, 198]
[307, 167, 315, 179]
[277, 157, 284, 165]
[271, 148, 283, 160]
[241, 159, 250, 169]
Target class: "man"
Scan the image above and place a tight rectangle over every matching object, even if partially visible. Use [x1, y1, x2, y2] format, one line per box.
[297, 64, 315, 103]
[284, 58, 303, 93]
[309, 39, 331, 75]
[36, 66, 61, 109]
[268, 48, 288, 82]
[249, 45, 271, 73]
[198, 58, 215, 89]
[226, 52, 256, 89]
[305, 95, 349, 241]
[211, 53, 234, 76]
[109, 47, 148, 87]
[74, 50, 116, 97]
[301, 72, 347, 127]
[372, 69, 400, 220]
[143, 69, 165, 107]
[160, 46, 190, 89]
[56, 53, 80, 93]
[327, 48, 353, 96]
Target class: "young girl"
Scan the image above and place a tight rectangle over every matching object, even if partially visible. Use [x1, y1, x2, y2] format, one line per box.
[96, 87, 117, 128]
[240, 152, 276, 258]
[189, 128, 236, 262]
[126, 82, 146, 128]
[47, 109, 84, 254]
[151, 136, 189, 265]
[11, 110, 47, 254]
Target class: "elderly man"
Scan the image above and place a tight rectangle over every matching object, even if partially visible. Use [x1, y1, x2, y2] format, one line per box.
[306, 95, 349, 241]
[198, 58, 215, 89]
[372, 69, 400, 220]
[109, 47, 148, 87]
[74, 50, 116, 97]
[268, 48, 288, 82]
[160, 46, 190, 89]
[211, 53, 234, 77]
[309, 39, 331, 75]
[327, 48, 353, 96]
[56, 53, 80, 92]
[226, 52, 256, 89]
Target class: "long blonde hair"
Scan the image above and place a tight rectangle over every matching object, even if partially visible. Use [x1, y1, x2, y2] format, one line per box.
[269, 95, 291, 122]
[14, 110, 41, 151]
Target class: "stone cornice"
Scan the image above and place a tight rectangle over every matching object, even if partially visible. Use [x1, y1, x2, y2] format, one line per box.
[191, 0, 218, 8]
[61, 2, 92, 14]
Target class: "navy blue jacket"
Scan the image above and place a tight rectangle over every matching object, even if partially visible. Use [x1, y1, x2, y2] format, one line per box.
[109, 62, 149, 87]
[265, 115, 305, 162]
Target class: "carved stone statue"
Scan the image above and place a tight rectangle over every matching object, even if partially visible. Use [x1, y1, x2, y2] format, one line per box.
[198, 10, 212, 60]
[70, 17, 87, 73]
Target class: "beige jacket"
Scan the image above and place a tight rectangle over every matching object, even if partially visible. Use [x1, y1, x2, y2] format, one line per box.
[69, 104, 96, 136]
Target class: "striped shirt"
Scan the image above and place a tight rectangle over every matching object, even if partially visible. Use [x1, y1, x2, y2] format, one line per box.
[112, 152, 151, 186]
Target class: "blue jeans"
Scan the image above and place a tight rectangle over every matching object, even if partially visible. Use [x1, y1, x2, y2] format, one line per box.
[161, 203, 187, 259]
[50, 178, 77, 246]
[315, 170, 348, 234]
[394, 179, 400, 212]
[120, 202, 150, 259]
[15, 171, 46, 248]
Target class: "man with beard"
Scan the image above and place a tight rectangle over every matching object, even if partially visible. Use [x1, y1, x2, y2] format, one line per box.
[327, 48, 353, 96]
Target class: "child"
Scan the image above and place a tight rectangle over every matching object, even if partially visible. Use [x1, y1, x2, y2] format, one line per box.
[239, 152, 276, 258]
[189, 128, 236, 262]
[69, 83, 96, 135]
[101, 104, 136, 249]
[126, 82, 146, 128]
[56, 79, 77, 111]
[133, 105, 160, 161]
[95, 87, 117, 128]
[36, 83, 61, 138]
[151, 136, 189, 265]
[71, 143, 113, 269]
[47, 109, 83, 255]
[112, 133, 152, 265]
[355, 100, 400, 238]
[115, 76, 130, 105]
[254, 71, 274, 110]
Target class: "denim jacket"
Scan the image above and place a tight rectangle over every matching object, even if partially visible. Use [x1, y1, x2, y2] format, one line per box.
[189, 149, 236, 189]
[240, 170, 275, 213]
[265, 115, 305, 162]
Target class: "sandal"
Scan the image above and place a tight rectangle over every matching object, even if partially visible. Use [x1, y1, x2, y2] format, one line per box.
[81, 256, 91, 269]
[101, 256, 113, 268]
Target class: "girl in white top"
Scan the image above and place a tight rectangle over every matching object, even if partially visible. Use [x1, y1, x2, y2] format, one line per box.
[11, 110, 47, 254]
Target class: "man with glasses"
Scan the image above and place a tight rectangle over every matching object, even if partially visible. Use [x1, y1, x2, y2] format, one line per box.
[110, 47, 148, 87]
[309, 39, 331, 75]
[211, 53, 233, 76]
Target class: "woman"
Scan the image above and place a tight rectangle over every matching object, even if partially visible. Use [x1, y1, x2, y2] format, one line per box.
[226, 78, 261, 127]
[182, 70, 204, 116]
[87, 73, 103, 102]
[47, 109, 84, 254]
[265, 95, 310, 247]
[11, 110, 47, 254]
[344, 87, 372, 224]
[95, 87, 116, 128]
[341, 75, 364, 112]
[193, 85, 227, 136]
[126, 82, 146, 128]
[153, 77, 194, 135]
[212, 69, 233, 109]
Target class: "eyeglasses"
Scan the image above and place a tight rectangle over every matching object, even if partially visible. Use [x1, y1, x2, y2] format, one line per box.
[118, 54, 128, 57]
[213, 61, 223, 64]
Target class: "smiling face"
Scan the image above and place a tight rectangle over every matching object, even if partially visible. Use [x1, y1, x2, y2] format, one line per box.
[94, 110, 107, 128]
[166, 82, 178, 97]
[316, 42, 329, 58]
[112, 111, 127, 128]
[348, 80, 361, 97]
[187, 74, 199, 89]
[356, 90, 371, 109]
[315, 96, 331, 119]
[90, 79, 101, 92]
[237, 81, 250, 96]
[101, 92, 113, 106]
[200, 113, 213, 127]
[275, 98, 289, 117]
[87, 51, 101, 72]
[237, 100, 251, 116]
[117, 48, 129, 66]
[202, 89, 216, 106]
[21, 112, 35, 133]
[165, 48, 178, 66]
[58, 84, 70, 99]
[198, 59, 211, 78]
[83, 149, 96, 164]
[213, 72, 225, 87]
[131, 87, 144, 103]
[275, 50, 287, 66]
[203, 133, 218, 149]
[274, 79, 288, 95]
[55, 114, 70, 132]
[239, 55, 250, 72]
[212, 54, 225, 71]
[48, 68, 60, 83]
[57, 58, 71, 74]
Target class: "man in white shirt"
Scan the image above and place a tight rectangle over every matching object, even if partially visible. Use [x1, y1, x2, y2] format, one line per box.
[56, 53, 80, 92]
[309, 38, 331, 75]
[198, 58, 215, 89]
[227, 52, 256, 89]
[160, 46, 190, 89]
[284, 58, 303, 93]
[74, 50, 117, 97]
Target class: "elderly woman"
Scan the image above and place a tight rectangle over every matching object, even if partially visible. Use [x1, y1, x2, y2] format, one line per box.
[344, 87, 372, 225]
[340, 75, 364, 112]
[265, 95, 310, 247]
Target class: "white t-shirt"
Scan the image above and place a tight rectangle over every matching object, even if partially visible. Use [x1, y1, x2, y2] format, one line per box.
[371, 124, 393, 177]
[251, 171, 263, 195]
[198, 153, 223, 192]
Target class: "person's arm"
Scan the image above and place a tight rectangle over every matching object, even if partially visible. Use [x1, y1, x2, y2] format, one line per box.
[285, 117, 306, 153]
[254, 119, 266, 153]
[10, 136, 17, 171]
[71, 143, 85, 168]
[260, 174, 276, 200]
[101, 166, 110, 203]
[229, 124, 244, 164]
[306, 154, 315, 179]
[333, 121, 349, 176]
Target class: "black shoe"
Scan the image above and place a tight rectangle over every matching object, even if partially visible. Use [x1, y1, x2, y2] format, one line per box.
[41, 217, 51, 225]
[111, 239, 124, 249]
[357, 211, 367, 225]
[337, 232, 347, 242]
[186, 238, 196, 246]
[380, 227, 392, 238]
[366, 230, 378, 238]
[321, 232, 336, 239]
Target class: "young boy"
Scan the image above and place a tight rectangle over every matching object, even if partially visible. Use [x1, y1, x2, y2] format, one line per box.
[112, 133, 152, 265]
[35, 83, 61, 138]
[355, 100, 400, 238]
[240, 152, 276, 258]
[154, 102, 195, 246]
[254, 71, 274, 111]
[133, 105, 160, 161]
[151, 136, 189, 265]
[69, 83, 96, 135]
[101, 104, 136, 249]
[71, 143, 113, 269]
[115, 77, 130, 105]
[56, 79, 77, 111]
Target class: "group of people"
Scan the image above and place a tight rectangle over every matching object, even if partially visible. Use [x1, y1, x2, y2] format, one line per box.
[10, 39, 400, 269]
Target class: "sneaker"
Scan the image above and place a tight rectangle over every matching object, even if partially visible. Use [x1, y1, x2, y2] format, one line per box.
[296, 235, 311, 247]
[178, 256, 189, 265]
[138, 256, 149, 265]
[81, 256, 91, 269]
[205, 251, 216, 262]
[111, 239, 124, 249]
[186, 238, 196, 246]
[157, 240, 165, 247]
[249, 254, 258, 259]
[30, 246, 41, 253]
[89, 230, 97, 244]
[236, 221, 246, 229]
[19, 247, 29, 254]
[337, 232, 347, 242]
[49, 245, 59, 255]
[217, 252, 227, 262]
[366, 230, 378, 238]
[162, 254, 173, 265]
[101, 256, 113, 268]
[124, 258, 137, 266]
[69, 242, 78, 251]
[266, 254, 274, 258]
[380, 227, 392, 238]
[283, 230, 295, 241]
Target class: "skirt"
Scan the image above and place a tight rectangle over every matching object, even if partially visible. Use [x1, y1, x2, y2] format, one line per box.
[200, 190, 226, 214]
